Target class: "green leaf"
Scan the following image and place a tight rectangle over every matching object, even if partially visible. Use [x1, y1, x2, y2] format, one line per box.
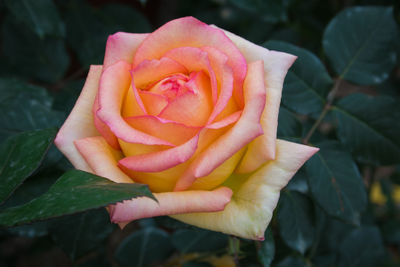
[4, 0, 65, 38]
[171, 228, 228, 253]
[264, 41, 332, 116]
[331, 93, 400, 165]
[1, 16, 69, 83]
[258, 228, 274, 267]
[339, 226, 385, 267]
[230, 0, 290, 23]
[0, 170, 154, 227]
[276, 256, 309, 267]
[277, 107, 302, 138]
[115, 227, 173, 267]
[323, 6, 398, 85]
[285, 169, 309, 194]
[0, 128, 57, 204]
[277, 191, 314, 254]
[49, 209, 114, 260]
[306, 141, 367, 224]
[0, 78, 65, 140]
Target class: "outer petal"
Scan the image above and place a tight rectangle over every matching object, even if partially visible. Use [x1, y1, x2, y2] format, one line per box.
[74, 136, 232, 221]
[174, 61, 266, 191]
[110, 187, 232, 222]
[96, 61, 173, 146]
[133, 17, 246, 107]
[172, 139, 319, 240]
[54, 65, 102, 172]
[218, 27, 297, 173]
[103, 32, 148, 68]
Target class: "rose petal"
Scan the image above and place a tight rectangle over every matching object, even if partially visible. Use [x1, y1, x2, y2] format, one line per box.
[103, 32, 148, 68]
[174, 61, 266, 191]
[163, 47, 218, 104]
[133, 17, 246, 106]
[54, 65, 102, 172]
[74, 136, 133, 183]
[138, 91, 169, 116]
[217, 27, 297, 172]
[118, 134, 199, 173]
[132, 57, 188, 89]
[121, 85, 147, 117]
[73, 136, 232, 219]
[124, 115, 200, 146]
[96, 61, 174, 146]
[172, 139, 319, 240]
[158, 71, 213, 127]
[110, 187, 232, 222]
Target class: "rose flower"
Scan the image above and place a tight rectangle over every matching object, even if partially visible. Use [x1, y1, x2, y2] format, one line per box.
[55, 17, 318, 240]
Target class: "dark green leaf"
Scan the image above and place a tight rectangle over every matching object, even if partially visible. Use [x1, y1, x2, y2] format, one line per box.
[306, 141, 367, 224]
[230, 0, 290, 23]
[264, 41, 332, 116]
[276, 256, 309, 267]
[115, 227, 173, 267]
[285, 169, 309, 194]
[0, 170, 154, 227]
[277, 107, 302, 138]
[4, 0, 65, 38]
[171, 228, 228, 253]
[331, 93, 400, 165]
[323, 6, 397, 85]
[339, 226, 385, 267]
[277, 191, 314, 254]
[49, 209, 114, 260]
[183, 262, 212, 267]
[258, 228, 274, 267]
[1, 16, 69, 83]
[0, 78, 65, 140]
[0, 128, 57, 204]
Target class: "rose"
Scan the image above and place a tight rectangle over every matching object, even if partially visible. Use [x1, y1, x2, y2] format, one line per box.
[55, 17, 318, 240]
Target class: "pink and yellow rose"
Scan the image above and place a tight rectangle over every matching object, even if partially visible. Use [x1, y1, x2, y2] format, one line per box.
[55, 17, 318, 240]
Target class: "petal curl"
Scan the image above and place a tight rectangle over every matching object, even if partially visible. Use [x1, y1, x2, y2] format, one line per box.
[174, 61, 266, 191]
[172, 140, 319, 240]
[54, 65, 102, 172]
[218, 27, 297, 172]
[96, 61, 174, 146]
[110, 187, 232, 222]
[103, 32, 148, 68]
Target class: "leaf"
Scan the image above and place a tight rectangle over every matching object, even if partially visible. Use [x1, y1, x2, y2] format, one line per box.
[115, 227, 173, 267]
[306, 141, 367, 224]
[171, 228, 228, 253]
[277, 191, 314, 254]
[258, 228, 274, 267]
[323, 6, 398, 85]
[49, 209, 114, 260]
[277, 107, 302, 138]
[65, 1, 150, 67]
[0, 128, 57, 204]
[264, 41, 332, 116]
[285, 169, 309, 194]
[230, 0, 290, 23]
[331, 93, 400, 165]
[0, 170, 154, 227]
[4, 0, 65, 38]
[339, 226, 385, 267]
[0, 78, 65, 140]
[1, 16, 69, 83]
[276, 256, 309, 267]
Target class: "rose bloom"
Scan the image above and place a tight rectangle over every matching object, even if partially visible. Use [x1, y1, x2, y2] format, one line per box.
[55, 17, 318, 240]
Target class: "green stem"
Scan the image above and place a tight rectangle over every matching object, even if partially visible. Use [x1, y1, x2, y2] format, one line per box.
[302, 78, 342, 145]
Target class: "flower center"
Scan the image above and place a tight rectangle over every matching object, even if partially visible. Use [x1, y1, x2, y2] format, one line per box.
[149, 74, 195, 101]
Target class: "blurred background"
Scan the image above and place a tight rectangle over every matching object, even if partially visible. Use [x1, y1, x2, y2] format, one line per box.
[0, 0, 399, 266]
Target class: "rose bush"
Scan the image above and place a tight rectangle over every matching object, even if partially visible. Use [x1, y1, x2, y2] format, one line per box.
[55, 17, 318, 240]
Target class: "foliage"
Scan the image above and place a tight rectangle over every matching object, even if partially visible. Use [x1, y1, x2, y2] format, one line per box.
[0, 0, 399, 266]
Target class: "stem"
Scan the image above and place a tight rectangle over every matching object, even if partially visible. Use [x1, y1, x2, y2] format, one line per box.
[228, 236, 241, 267]
[302, 78, 342, 145]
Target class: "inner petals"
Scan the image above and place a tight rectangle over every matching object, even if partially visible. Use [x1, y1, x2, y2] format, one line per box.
[158, 71, 213, 127]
